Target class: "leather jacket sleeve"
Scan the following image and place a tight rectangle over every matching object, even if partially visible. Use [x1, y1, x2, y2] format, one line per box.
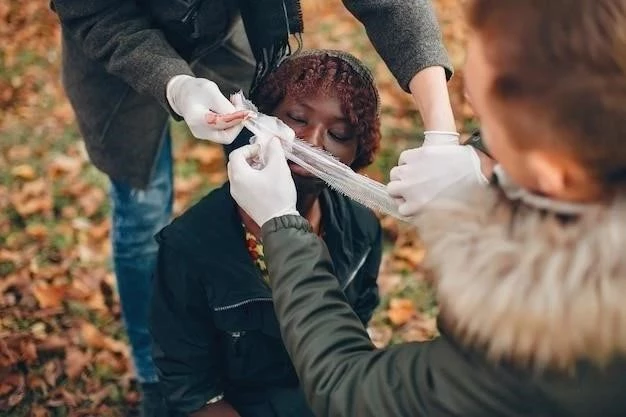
[51, 0, 193, 110]
[342, 0, 452, 90]
[151, 241, 224, 414]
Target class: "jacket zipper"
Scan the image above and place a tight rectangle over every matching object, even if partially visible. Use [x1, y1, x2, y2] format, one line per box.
[214, 297, 272, 312]
[342, 248, 371, 291]
[214, 248, 371, 311]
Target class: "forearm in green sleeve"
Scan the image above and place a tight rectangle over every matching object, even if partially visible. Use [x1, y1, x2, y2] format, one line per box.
[262, 215, 429, 417]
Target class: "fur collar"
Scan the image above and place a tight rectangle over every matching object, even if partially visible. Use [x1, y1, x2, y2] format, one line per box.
[414, 183, 626, 370]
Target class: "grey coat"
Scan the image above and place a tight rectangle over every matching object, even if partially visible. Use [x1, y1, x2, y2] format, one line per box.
[52, 0, 451, 188]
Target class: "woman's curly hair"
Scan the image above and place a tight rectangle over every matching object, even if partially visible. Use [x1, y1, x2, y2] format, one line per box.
[250, 51, 381, 171]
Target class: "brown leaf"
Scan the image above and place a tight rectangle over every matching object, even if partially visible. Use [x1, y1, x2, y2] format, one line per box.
[88, 386, 112, 407]
[188, 144, 224, 168]
[31, 282, 67, 309]
[387, 298, 417, 326]
[64, 347, 91, 380]
[399, 315, 438, 343]
[43, 359, 62, 387]
[79, 321, 128, 354]
[94, 349, 127, 374]
[30, 405, 50, 417]
[19, 339, 37, 364]
[25, 223, 48, 240]
[36, 334, 68, 353]
[3, 372, 26, 407]
[77, 187, 105, 217]
[6, 145, 32, 162]
[11, 164, 36, 180]
[393, 246, 426, 270]
[48, 154, 83, 177]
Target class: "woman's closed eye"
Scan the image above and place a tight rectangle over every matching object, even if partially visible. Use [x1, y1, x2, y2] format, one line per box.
[286, 112, 307, 125]
[329, 130, 351, 142]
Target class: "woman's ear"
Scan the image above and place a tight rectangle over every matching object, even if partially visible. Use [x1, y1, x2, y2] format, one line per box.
[526, 150, 567, 195]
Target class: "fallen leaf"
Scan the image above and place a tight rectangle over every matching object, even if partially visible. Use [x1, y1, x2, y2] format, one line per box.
[43, 359, 62, 387]
[387, 298, 417, 326]
[188, 144, 223, 167]
[6, 145, 32, 162]
[64, 347, 91, 380]
[88, 386, 111, 407]
[31, 282, 67, 309]
[48, 154, 83, 177]
[25, 223, 48, 240]
[79, 321, 127, 354]
[393, 246, 426, 270]
[30, 405, 50, 417]
[77, 188, 105, 217]
[11, 164, 36, 180]
[19, 339, 37, 364]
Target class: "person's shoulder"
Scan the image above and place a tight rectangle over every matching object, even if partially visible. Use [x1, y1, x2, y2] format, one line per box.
[157, 183, 235, 248]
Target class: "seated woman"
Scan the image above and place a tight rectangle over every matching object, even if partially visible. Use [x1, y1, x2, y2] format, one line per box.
[150, 50, 383, 417]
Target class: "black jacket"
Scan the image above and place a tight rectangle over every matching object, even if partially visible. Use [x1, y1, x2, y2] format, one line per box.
[150, 184, 382, 416]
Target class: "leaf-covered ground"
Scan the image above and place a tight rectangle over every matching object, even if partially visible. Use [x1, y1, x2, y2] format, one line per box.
[0, 1, 474, 415]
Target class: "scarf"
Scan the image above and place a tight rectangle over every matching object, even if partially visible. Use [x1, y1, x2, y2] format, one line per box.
[238, 0, 304, 93]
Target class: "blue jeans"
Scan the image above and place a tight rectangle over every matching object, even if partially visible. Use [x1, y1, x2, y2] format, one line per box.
[110, 129, 173, 383]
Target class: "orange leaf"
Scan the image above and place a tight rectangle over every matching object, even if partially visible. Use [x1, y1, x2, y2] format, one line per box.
[11, 164, 36, 180]
[387, 298, 417, 326]
[64, 347, 91, 380]
[31, 282, 67, 309]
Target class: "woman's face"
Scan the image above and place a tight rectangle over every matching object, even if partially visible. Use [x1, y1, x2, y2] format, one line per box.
[272, 91, 359, 178]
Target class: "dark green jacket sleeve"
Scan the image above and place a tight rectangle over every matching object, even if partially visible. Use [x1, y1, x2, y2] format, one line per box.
[52, 0, 193, 109]
[343, 0, 452, 90]
[262, 215, 521, 417]
[151, 242, 224, 414]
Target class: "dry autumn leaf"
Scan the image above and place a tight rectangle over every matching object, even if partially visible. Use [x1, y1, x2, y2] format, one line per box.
[31, 282, 67, 309]
[387, 298, 417, 326]
[11, 164, 36, 180]
[64, 347, 91, 380]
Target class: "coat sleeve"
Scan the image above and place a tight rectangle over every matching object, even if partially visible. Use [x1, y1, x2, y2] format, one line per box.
[51, 0, 193, 109]
[342, 0, 452, 91]
[150, 241, 225, 414]
[351, 223, 382, 325]
[262, 215, 510, 417]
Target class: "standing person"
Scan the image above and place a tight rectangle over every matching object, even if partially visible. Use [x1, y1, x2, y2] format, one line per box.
[151, 50, 383, 417]
[226, 0, 626, 415]
[50, 0, 454, 414]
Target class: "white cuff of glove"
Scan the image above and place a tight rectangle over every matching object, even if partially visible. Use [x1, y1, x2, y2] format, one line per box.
[423, 131, 460, 146]
[165, 74, 191, 117]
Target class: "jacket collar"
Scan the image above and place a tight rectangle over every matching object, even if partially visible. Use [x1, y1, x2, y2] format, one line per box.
[414, 182, 626, 370]
[165, 184, 374, 311]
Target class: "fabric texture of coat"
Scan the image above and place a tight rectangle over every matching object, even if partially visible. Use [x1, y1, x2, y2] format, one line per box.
[150, 184, 382, 416]
[51, 0, 451, 188]
[261, 183, 626, 417]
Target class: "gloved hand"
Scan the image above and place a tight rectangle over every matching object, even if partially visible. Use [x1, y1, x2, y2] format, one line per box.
[166, 75, 250, 144]
[386, 131, 489, 217]
[228, 133, 299, 227]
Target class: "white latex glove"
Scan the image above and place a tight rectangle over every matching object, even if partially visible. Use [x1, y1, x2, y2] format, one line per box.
[386, 131, 488, 217]
[166, 75, 249, 144]
[228, 133, 299, 227]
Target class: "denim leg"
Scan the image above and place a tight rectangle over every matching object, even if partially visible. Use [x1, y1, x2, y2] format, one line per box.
[109, 129, 173, 383]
